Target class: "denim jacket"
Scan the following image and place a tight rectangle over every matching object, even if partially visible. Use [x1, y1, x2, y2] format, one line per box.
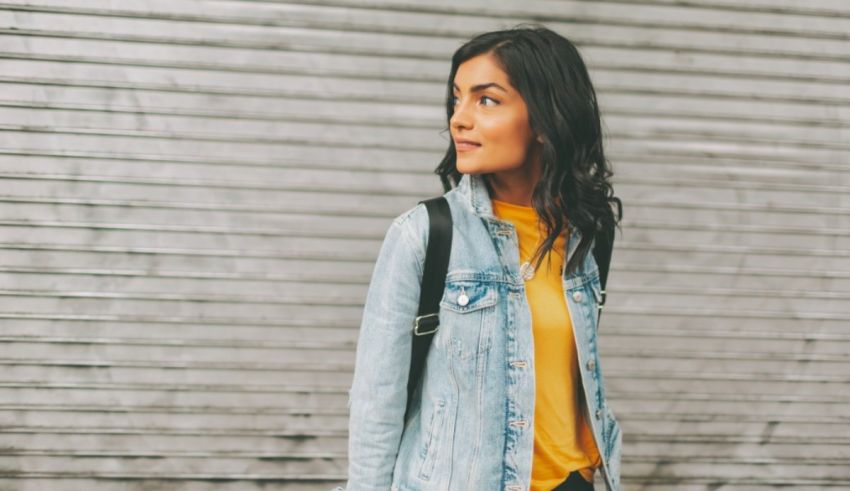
[333, 172, 622, 491]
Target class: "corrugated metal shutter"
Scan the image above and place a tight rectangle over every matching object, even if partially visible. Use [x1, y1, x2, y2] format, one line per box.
[0, 1, 847, 489]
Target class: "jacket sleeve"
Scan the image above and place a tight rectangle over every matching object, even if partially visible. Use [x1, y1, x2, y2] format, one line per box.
[339, 212, 425, 490]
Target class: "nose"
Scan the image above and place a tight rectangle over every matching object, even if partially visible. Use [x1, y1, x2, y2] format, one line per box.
[450, 100, 473, 133]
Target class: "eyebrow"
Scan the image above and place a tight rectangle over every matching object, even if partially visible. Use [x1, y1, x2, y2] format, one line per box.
[452, 82, 508, 94]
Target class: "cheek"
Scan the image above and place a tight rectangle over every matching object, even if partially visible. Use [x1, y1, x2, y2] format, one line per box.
[480, 116, 534, 163]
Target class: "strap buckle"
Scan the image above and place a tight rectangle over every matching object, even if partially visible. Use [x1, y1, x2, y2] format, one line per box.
[597, 289, 606, 313]
[413, 313, 439, 336]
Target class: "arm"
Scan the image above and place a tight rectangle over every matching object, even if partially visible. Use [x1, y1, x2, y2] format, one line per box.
[341, 212, 425, 490]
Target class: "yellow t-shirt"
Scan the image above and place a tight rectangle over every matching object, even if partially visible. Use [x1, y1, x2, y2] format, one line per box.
[491, 198, 601, 489]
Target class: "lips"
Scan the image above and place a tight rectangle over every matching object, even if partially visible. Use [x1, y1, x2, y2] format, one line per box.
[454, 138, 482, 151]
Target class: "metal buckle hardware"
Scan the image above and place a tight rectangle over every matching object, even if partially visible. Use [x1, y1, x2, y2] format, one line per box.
[413, 313, 439, 336]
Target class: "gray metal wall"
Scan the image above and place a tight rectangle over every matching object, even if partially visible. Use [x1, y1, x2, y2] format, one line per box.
[0, 1, 848, 490]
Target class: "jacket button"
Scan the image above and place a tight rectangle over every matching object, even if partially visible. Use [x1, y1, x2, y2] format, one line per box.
[596, 408, 602, 419]
[457, 293, 469, 306]
[587, 359, 596, 371]
[572, 291, 584, 302]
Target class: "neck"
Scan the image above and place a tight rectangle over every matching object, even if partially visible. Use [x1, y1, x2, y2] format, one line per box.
[483, 147, 542, 207]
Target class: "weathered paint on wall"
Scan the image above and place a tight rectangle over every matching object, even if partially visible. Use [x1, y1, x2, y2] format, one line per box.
[0, 1, 848, 489]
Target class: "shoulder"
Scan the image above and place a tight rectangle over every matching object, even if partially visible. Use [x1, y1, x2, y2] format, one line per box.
[391, 201, 429, 266]
[390, 188, 462, 266]
[393, 200, 428, 228]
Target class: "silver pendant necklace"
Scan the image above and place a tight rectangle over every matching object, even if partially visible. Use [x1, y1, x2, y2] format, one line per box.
[519, 260, 535, 281]
[519, 235, 543, 281]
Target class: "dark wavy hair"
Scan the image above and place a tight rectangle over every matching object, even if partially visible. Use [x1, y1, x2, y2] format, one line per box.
[435, 23, 623, 276]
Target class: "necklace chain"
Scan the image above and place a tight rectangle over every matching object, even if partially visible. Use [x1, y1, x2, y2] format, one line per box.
[518, 225, 568, 281]
[493, 200, 561, 282]
[519, 234, 544, 281]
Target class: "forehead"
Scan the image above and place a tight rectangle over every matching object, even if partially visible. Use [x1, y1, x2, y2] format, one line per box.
[452, 53, 511, 90]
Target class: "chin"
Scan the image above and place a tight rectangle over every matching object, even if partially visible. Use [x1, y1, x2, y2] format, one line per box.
[457, 160, 520, 176]
[456, 159, 492, 175]
[455, 161, 477, 175]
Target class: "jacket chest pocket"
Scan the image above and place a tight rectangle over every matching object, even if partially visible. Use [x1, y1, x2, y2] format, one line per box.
[438, 280, 498, 361]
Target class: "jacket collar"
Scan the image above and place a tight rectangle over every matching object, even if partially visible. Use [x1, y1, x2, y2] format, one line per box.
[456, 172, 584, 266]
[458, 171, 496, 219]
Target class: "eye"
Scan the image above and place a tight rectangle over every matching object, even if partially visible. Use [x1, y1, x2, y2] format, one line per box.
[450, 95, 500, 106]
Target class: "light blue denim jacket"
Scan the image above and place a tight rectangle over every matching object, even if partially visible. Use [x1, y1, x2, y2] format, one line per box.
[333, 172, 622, 491]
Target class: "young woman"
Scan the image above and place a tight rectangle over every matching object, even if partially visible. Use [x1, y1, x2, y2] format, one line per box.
[334, 25, 623, 491]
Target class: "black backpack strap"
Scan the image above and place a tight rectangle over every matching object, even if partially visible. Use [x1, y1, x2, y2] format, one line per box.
[405, 197, 452, 422]
[592, 224, 615, 324]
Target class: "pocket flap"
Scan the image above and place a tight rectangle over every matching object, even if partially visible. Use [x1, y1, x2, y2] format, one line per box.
[439, 281, 498, 313]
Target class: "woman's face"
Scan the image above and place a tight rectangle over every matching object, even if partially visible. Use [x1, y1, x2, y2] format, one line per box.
[449, 52, 542, 176]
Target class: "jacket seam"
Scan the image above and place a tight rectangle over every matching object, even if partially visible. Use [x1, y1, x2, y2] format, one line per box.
[394, 205, 427, 281]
